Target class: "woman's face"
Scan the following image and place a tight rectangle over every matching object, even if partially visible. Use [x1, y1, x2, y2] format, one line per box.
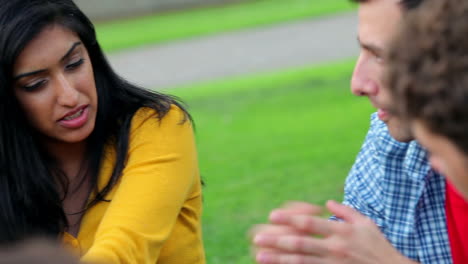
[412, 120, 468, 201]
[12, 24, 98, 146]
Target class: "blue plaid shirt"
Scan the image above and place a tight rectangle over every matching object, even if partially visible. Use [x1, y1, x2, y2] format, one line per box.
[341, 113, 452, 263]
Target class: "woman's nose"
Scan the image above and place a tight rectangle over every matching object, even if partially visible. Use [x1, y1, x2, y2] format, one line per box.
[56, 74, 79, 107]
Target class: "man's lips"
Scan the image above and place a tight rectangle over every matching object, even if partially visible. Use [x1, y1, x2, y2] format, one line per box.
[377, 108, 390, 120]
[367, 98, 392, 121]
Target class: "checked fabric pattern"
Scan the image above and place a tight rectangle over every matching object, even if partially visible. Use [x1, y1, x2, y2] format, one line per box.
[333, 113, 452, 263]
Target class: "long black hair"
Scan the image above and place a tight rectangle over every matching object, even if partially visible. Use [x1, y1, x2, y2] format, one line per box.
[0, 0, 191, 243]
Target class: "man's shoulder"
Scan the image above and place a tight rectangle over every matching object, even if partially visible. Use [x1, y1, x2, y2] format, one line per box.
[340, 114, 449, 262]
[345, 113, 431, 199]
[342, 113, 436, 225]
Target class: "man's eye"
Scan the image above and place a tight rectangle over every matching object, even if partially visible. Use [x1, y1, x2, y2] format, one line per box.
[66, 58, 84, 70]
[373, 54, 383, 64]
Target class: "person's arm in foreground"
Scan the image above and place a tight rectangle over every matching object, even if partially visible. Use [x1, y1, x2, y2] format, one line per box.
[81, 106, 204, 264]
[250, 201, 418, 264]
[250, 116, 418, 264]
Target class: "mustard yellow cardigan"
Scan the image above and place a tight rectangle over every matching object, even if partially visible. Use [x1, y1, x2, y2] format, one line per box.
[63, 105, 205, 263]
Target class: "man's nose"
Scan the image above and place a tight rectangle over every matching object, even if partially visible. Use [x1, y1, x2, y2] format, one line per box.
[351, 61, 378, 96]
[351, 77, 379, 96]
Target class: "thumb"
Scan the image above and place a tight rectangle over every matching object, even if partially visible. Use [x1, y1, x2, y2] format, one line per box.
[326, 200, 365, 223]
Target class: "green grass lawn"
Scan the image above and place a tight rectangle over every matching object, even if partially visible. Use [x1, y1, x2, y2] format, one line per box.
[167, 60, 374, 263]
[96, 0, 355, 52]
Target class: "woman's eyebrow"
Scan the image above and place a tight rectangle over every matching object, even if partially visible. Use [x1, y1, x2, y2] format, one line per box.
[61, 41, 82, 62]
[13, 41, 83, 81]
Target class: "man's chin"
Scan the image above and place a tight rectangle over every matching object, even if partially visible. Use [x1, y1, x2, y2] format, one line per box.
[386, 119, 414, 142]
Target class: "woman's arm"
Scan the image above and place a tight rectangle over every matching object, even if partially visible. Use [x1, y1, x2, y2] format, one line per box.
[81, 106, 204, 264]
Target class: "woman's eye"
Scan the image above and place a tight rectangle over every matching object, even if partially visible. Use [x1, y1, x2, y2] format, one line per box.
[66, 58, 84, 70]
[22, 80, 46, 92]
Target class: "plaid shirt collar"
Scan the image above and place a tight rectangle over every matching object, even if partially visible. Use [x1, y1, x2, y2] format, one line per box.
[342, 113, 452, 263]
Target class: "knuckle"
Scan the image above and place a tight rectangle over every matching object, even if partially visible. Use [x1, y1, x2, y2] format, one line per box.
[334, 222, 353, 236]
[280, 254, 307, 264]
[294, 216, 315, 231]
[327, 240, 350, 259]
[277, 235, 310, 254]
[293, 237, 307, 252]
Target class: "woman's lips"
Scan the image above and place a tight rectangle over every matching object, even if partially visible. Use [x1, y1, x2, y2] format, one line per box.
[58, 105, 89, 129]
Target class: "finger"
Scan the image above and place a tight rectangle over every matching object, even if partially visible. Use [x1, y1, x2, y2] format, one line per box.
[280, 201, 323, 215]
[250, 224, 311, 257]
[249, 224, 305, 240]
[254, 234, 328, 256]
[326, 200, 365, 224]
[256, 250, 325, 264]
[269, 203, 323, 222]
[269, 213, 337, 237]
[250, 244, 276, 260]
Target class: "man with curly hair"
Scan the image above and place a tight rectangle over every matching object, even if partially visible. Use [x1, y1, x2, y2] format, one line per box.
[385, 0, 468, 262]
[251, 0, 455, 263]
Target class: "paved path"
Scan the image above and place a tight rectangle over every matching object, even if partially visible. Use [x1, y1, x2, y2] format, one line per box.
[108, 12, 358, 89]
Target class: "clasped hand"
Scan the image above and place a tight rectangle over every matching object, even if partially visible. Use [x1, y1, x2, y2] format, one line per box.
[250, 201, 417, 264]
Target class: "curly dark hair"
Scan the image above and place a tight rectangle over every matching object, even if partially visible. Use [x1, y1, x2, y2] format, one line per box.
[386, 0, 468, 154]
[350, 0, 425, 10]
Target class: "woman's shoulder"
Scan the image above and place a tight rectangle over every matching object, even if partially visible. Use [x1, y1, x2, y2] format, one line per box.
[131, 104, 189, 131]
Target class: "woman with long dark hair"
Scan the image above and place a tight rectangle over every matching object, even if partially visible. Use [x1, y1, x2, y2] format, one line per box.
[0, 0, 205, 263]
